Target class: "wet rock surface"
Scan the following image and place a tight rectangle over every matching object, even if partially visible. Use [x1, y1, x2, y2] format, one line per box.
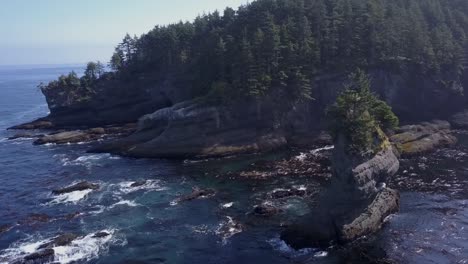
[23, 248, 55, 264]
[173, 188, 216, 204]
[52, 181, 99, 195]
[7, 133, 43, 140]
[8, 119, 54, 130]
[31, 124, 137, 145]
[391, 120, 457, 157]
[37, 233, 78, 249]
[253, 204, 282, 216]
[0, 224, 13, 235]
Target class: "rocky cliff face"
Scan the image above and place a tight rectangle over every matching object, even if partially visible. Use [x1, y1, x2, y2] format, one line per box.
[91, 98, 287, 158]
[281, 129, 400, 248]
[11, 67, 468, 157]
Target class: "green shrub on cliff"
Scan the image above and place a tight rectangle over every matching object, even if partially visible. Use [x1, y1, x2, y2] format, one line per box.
[328, 69, 398, 154]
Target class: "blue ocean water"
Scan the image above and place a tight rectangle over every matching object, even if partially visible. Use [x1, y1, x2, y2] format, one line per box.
[0, 65, 467, 264]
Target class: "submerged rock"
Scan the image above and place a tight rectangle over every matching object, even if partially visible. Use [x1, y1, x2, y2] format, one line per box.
[391, 120, 457, 157]
[19, 214, 52, 225]
[23, 248, 55, 264]
[270, 188, 307, 199]
[38, 233, 78, 249]
[92, 231, 111, 238]
[0, 224, 12, 235]
[253, 204, 282, 216]
[130, 180, 147, 188]
[174, 188, 216, 203]
[52, 181, 99, 195]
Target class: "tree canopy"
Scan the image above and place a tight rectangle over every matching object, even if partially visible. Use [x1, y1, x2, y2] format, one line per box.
[41, 0, 468, 105]
[328, 69, 399, 155]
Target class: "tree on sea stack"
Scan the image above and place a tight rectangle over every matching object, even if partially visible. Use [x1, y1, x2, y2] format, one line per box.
[328, 69, 398, 156]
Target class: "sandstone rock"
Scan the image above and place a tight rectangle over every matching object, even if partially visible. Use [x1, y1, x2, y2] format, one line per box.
[391, 120, 457, 156]
[52, 181, 99, 195]
[34, 131, 92, 145]
[92, 99, 287, 158]
[282, 130, 400, 249]
[9, 119, 54, 130]
[340, 188, 400, 242]
[88, 127, 106, 134]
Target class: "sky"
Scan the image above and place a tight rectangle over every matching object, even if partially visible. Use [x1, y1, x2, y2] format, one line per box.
[0, 0, 250, 65]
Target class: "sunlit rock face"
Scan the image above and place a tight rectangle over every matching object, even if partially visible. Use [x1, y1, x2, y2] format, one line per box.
[282, 129, 400, 249]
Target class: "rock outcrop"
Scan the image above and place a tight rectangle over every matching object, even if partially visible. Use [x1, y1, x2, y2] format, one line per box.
[52, 181, 99, 195]
[282, 130, 400, 249]
[391, 120, 457, 157]
[91, 99, 287, 158]
[451, 109, 468, 129]
[27, 124, 137, 145]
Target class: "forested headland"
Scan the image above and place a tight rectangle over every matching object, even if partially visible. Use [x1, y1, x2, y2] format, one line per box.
[41, 0, 468, 110]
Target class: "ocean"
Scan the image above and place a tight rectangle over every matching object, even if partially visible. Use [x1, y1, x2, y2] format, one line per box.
[0, 65, 467, 264]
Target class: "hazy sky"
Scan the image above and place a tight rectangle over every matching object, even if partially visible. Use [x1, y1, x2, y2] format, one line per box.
[0, 0, 250, 65]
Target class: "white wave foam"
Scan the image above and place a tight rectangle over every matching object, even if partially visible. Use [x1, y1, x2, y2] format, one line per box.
[268, 237, 317, 257]
[215, 216, 243, 244]
[311, 145, 334, 155]
[221, 202, 234, 208]
[60, 154, 113, 167]
[0, 237, 52, 263]
[109, 200, 140, 208]
[0, 230, 120, 264]
[115, 180, 166, 194]
[53, 230, 116, 264]
[49, 189, 93, 205]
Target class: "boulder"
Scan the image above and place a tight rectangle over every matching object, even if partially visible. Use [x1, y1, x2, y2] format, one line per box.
[52, 181, 99, 195]
[391, 120, 457, 156]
